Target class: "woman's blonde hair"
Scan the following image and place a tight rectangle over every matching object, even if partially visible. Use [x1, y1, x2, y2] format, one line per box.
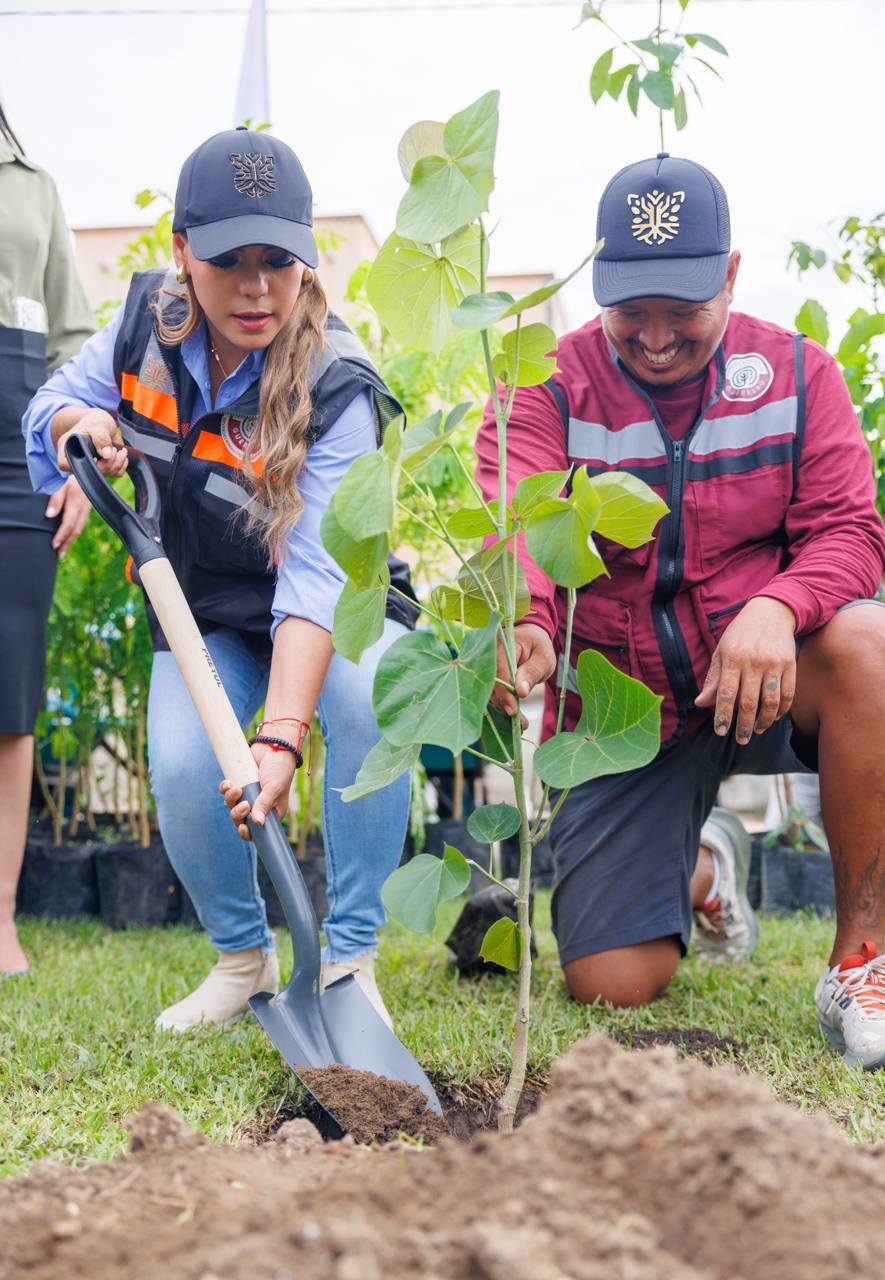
[154, 268, 328, 563]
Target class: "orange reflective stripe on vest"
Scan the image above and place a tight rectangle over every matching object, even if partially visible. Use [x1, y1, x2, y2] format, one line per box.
[191, 430, 265, 477]
[120, 372, 178, 433]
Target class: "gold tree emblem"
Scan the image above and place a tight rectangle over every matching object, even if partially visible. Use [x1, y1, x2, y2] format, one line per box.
[626, 189, 686, 246]
[229, 153, 277, 199]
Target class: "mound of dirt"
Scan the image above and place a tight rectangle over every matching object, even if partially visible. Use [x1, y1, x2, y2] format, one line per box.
[2, 1034, 885, 1279]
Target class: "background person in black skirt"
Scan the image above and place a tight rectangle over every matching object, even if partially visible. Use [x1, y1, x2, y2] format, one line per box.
[0, 99, 93, 975]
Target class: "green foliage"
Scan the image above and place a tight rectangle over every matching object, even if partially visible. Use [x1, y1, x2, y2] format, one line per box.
[579, 0, 728, 145]
[324, 90, 667, 1126]
[789, 213, 885, 516]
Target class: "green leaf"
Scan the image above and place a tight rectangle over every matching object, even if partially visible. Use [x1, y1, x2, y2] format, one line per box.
[795, 299, 830, 349]
[481, 704, 515, 765]
[587, 471, 670, 548]
[397, 119, 446, 182]
[533, 649, 663, 788]
[320, 502, 388, 589]
[479, 917, 522, 970]
[674, 86, 688, 130]
[381, 845, 470, 933]
[396, 90, 499, 244]
[332, 564, 390, 664]
[833, 262, 853, 284]
[642, 70, 675, 110]
[626, 71, 641, 116]
[341, 737, 420, 803]
[492, 323, 559, 388]
[525, 497, 607, 589]
[453, 247, 601, 331]
[607, 63, 638, 101]
[332, 447, 398, 541]
[578, 1, 602, 22]
[433, 541, 529, 628]
[571, 465, 603, 520]
[467, 802, 522, 843]
[636, 39, 681, 69]
[686, 32, 728, 56]
[677, 0, 690, 10]
[373, 617, 499, 752]
[837, 310, 885, 361]
[445, 504, 498, 539]
[590, 48, 614, 103]
[366, 225, 482, 354]
[511, 469, 571, 521]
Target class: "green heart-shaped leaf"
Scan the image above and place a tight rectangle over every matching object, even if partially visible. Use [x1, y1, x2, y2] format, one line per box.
[373, 618, 499, 752]
[397, 118, 446, 181]
[467, 802, 522, 843]
[432, 541, 529, 627]
[493, 323, 559, 388]
[381, 845, 471, 933]
[524, 498, 607, 589]
[587, 471, 669, 548]
[396, 90, 499, 244]
[453, 247, 601, 331]
[332, 446, 399, 542]
[511, 469, 572, 521]
[367, 226, 483, 354]
[533, 649, 662, 788]
[480, 916, 522, 970]
[320, 502, 388, 589]
[341, 737, 420, 803]
[445, 503, 499, 539]
[332, 564, 390, 664]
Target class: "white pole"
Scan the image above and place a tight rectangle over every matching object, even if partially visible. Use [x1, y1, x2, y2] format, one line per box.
[234, 0, 270, 129]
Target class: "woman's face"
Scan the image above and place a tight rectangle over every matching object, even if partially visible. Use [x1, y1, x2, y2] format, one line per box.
[173, 233, 305, 364]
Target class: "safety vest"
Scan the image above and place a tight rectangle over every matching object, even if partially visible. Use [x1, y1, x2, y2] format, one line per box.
[544, 311, 806, 745]
[113, 268, 417, 650]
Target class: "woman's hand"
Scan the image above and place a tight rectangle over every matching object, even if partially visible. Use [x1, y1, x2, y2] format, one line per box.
[219, 743, 298, 841]
[56, 409, 128, 477]
[46, 476, 91, 557]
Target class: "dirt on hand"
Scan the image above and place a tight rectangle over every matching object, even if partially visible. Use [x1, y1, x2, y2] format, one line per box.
[3, 1034, 885, 1279]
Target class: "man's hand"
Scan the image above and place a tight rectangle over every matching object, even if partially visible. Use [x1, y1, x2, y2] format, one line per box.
[56, 409, 128, 477]
[695, 596, 798, 742]
[46, 476, 91, 557]
[219, 744, 297, 841]
[491, 622, 557, 728]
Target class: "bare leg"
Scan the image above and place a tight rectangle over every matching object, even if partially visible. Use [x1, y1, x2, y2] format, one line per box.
[790, 605, 885, 966]
[0, 733, 33, 973]
[564, 937, 682, 1007]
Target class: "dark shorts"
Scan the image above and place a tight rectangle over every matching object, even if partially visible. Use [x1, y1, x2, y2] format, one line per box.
[549, 712, 813, 966]
[549, 598, 885, 965]
[0, 527, 58, 734]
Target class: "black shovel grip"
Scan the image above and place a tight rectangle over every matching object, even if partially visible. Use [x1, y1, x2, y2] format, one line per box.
[64, 433, 165, 569]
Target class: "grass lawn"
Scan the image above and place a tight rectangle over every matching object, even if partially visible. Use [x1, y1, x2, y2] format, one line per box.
[2, 896, 884, 1177]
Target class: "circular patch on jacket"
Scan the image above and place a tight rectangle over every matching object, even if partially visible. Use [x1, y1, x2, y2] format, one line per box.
[220, 414, 258, 459]
[722, 352, 773, 402]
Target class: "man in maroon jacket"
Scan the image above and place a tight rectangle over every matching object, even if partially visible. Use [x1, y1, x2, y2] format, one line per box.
[477, 153, 885, 1069]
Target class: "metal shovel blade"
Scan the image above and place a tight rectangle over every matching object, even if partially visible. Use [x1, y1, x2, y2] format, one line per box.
[246, 792, 443, 1132]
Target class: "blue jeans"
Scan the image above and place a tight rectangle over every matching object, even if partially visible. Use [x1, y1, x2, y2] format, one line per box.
[147, 618, 410, 961]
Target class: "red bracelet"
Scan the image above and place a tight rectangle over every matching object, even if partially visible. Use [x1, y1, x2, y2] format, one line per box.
[247, 734, 304, 769]
[257, 717, 312, 771]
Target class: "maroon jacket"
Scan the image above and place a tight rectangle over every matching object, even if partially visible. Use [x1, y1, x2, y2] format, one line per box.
[476, 311, 885, 745]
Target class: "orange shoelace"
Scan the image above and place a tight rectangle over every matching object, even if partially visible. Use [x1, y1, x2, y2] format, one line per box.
[836, 941, 885, 1014]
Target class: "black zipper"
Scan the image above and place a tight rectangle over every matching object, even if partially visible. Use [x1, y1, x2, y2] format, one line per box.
[708, 599, 748, 636]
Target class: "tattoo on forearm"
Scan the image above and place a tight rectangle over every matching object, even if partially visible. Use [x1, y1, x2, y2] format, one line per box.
[832, 847, 884, 930]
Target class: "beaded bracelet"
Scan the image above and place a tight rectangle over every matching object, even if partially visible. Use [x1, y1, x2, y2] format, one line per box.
[247, 734, 304, 769]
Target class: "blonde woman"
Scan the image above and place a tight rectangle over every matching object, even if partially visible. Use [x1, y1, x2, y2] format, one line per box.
[23, 128, 416, 1030]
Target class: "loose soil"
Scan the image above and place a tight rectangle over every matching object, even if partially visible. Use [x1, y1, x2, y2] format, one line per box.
[297, 1063, 449, 1144]
[611, 1026, 748, 1067]
[3, 1034, 885, 1279]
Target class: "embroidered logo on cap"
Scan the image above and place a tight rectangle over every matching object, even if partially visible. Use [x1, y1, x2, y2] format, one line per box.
[229, 153, 276, 199]
[627, 189, 685, 246]
[723, 352, 774, 402]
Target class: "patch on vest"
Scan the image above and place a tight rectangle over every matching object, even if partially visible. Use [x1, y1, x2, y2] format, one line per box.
[220, 414, 258, 460]
[722, 352, 773, 402]
[141, 334, 175, 395]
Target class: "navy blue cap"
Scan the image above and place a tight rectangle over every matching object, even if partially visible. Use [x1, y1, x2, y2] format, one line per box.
[592, 153, 730, 306]
[173, 127, 318, 268]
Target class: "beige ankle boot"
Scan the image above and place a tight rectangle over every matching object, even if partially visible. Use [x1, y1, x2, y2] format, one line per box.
[321, 950, 393, 1029]
[155, 947, 280, 1033]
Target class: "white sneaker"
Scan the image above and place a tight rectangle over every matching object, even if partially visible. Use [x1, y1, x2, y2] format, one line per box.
[321, 949, 394, 1030]
[156, 947, 280, 1033]
[693, 808, 759, 963]
[815, 941, 885, 1069]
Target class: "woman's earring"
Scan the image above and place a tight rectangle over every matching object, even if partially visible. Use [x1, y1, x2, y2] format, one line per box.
[302, 267, 314, 284]
[176, 264, 188, 284]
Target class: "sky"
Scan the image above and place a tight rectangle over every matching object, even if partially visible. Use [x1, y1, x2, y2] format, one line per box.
[1, 0, 882, 336]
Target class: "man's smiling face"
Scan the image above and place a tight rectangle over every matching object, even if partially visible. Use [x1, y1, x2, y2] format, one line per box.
[601, 251, 740, 386]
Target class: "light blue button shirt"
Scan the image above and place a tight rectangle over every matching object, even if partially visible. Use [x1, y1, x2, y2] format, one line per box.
[22, 304, 377, 635]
